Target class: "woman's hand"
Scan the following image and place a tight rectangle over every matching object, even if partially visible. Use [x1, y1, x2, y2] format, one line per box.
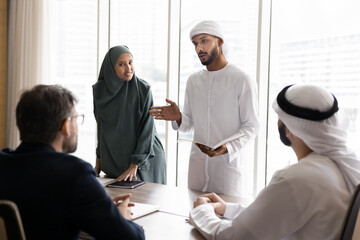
[117, 164, 138, 181]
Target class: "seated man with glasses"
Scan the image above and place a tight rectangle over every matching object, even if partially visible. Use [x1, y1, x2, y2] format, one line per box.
[0, 85, 145, 240]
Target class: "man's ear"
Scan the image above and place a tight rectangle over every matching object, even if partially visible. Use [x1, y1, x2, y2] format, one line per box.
[217, 37, 224, 47]
[60, 118, 71, 137]
[285, 127, 293, 139]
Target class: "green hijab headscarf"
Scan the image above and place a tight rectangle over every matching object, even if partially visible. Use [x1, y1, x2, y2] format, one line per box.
[98, 45, 132, 95]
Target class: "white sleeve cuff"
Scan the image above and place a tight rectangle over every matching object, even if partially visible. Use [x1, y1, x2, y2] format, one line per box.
[224, 202, 246, 219]
[225, 142, 237, 162]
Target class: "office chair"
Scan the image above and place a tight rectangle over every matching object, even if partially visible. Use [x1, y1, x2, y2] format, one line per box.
[339, 185, 360, 240]
[0, 200, 26, 240]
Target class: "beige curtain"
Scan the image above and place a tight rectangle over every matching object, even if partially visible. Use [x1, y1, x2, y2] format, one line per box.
[7, 0, 49, 148]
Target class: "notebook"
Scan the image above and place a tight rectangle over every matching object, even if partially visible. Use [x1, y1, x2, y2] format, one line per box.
[178, 132, 245, 150]
[106, 180, 145, 189]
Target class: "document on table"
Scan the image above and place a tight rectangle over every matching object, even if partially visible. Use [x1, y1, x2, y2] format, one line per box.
[131, 202, 160, 219]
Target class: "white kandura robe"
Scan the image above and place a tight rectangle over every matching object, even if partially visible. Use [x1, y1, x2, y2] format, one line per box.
[189, 153, 352, 240]
[173, 63, 260, 196]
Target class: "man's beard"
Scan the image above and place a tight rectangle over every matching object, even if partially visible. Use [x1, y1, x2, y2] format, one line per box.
[62, 132, 78, 153]
[200, 46, 219, 66]
[278, 122, 292, 146]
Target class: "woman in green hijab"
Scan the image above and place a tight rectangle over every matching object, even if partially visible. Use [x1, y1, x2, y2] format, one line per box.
[93, 45, 166, 184]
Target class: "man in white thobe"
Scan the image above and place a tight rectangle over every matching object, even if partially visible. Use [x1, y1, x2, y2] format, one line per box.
[149, 20, 260, 197]
[189, 84, 360, 240]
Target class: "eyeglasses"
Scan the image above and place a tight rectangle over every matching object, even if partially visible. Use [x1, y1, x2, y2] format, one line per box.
[69, 114, 85, 125]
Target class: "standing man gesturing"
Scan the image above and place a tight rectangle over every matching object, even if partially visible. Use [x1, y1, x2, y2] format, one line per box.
[150, 20, 259, 197]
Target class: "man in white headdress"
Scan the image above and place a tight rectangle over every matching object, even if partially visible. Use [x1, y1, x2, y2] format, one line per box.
[149, 20, 260, 197]
[188, 84, 360, 240]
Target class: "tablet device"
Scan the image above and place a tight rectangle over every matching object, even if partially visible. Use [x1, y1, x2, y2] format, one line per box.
[106, 180, 145, 189]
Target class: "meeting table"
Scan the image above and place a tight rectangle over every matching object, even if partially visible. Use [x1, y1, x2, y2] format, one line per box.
[95, 177, 245, 240]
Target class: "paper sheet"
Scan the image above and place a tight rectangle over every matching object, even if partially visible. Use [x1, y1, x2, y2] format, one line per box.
[131, 202, 160, 219]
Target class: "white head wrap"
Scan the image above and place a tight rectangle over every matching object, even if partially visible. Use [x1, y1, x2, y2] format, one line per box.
[189, 20, 228, 58]
[273, 84, 360, 193]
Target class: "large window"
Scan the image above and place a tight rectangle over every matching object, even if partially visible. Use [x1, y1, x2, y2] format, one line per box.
[49, 0, 98, 165]
[48, 0, 259, 194]
[109, 0, 169, 144]
[47, 0, 360, 196]
[267, 0, 360, 183]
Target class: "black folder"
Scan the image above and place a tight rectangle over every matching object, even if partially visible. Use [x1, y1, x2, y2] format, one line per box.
[106, 180, 145, 189]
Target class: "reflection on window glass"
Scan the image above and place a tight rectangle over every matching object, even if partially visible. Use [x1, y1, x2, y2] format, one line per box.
[267, 0, 360, 183]
[109, 0, 168, 149]
[179, 0, 259, 198]
[49, 0, 98, 165]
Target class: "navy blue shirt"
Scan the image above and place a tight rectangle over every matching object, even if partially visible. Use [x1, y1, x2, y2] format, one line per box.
[0, 142, 145, 240]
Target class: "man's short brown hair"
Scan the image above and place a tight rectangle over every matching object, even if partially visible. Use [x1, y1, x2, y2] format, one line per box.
[16, 84, 77, 144]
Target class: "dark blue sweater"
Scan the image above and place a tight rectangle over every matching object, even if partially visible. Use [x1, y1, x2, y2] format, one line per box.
[0, 142, 145, 240]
